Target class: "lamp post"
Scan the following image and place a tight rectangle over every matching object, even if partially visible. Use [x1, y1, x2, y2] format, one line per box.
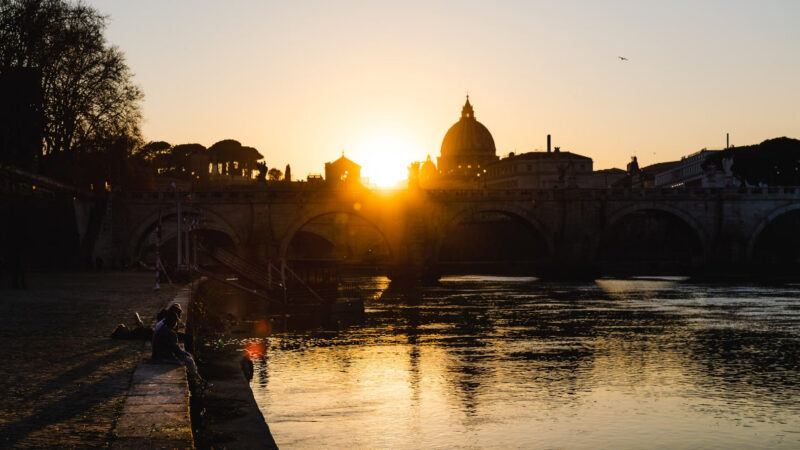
[154, 206, 162, 290]
[176, 188, 182, 269]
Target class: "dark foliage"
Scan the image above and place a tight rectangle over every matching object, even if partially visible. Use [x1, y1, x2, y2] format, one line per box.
[267, 168, 282, 181]
[208, 139, 263, 178]
[0, 0, 143, 154]
[134, 141, 171, 162]
[126, 139, 265, 184]
[703, 137, 800, 186]
[0, 0, 143, 184]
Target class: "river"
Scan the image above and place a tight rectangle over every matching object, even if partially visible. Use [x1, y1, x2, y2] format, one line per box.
[241, 276, 800, 448]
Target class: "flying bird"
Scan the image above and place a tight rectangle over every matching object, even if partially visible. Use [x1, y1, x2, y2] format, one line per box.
[618, 56, 628, 61]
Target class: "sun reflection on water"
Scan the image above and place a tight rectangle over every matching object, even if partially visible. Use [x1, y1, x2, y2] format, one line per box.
[241, 277, 800, 448]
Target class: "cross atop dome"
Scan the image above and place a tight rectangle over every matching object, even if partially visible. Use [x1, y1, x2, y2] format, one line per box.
[461, 95, 474, 119]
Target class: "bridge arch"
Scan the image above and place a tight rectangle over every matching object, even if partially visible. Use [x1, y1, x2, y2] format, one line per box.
[127, 205, 242, 263]
[604, 203, 709, 249]
[434, 205, 553, 265]
[747, 203, 800, 262]
[278, 208, 395, 262]
[595, 203, 708, 272]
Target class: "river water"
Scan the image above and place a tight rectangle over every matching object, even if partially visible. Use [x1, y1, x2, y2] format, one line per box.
[244, 276, 800, 448]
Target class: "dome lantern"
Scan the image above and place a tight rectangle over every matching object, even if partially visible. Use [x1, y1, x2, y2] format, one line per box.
[461, 95, 474, 119]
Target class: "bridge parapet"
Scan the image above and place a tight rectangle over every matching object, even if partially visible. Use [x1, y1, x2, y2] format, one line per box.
[119, 186, 391, 204]
[119, 185, 800, 206]
[425, 187, 800, 201]
[114, 185, 800, 277]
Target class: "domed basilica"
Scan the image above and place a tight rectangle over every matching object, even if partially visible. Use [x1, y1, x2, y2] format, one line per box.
[437, 96, 499, 180]
[413, 96, 617, 190]
[414, 96, 498, 188]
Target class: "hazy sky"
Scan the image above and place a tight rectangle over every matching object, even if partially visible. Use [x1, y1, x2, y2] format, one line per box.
[90, 0, 800, 185]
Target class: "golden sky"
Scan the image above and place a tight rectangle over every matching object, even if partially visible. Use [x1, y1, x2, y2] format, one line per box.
[91, 0, 800, 186]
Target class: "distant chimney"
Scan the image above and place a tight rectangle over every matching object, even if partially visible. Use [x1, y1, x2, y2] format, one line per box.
[726, 133, 729, 149]
[547, 134, 551, 153]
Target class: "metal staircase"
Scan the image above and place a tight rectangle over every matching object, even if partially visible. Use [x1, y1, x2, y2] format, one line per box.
[193, 243, 326, 307]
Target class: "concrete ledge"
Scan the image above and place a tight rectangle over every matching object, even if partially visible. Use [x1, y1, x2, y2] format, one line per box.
[112, 285, 194, 449]
[197, 356, 278, 449]
[112, 361, 193, 449]
[112, 360, 194, 449]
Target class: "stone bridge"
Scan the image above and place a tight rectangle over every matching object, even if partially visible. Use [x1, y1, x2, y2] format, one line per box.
[115, 185, 800, 278]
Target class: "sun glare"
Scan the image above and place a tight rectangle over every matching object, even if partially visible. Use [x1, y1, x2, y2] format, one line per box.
[354, 135, 416, 188]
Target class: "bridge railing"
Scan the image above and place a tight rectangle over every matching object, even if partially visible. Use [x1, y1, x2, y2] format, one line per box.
[118, 185, 800, 204]
[422, 186, 800, 200]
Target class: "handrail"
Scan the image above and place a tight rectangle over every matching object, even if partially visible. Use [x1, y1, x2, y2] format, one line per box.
[190, 265, 285, 306]
[197, 241, 326, 305]
[278, 261, 327, 304]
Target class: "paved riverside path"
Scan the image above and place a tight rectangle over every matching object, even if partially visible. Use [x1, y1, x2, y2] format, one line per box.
[112, 286, 193, 449]
[0, 272, 179, 448]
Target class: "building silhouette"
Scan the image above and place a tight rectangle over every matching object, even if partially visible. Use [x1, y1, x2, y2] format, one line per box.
[420, 155, 437, 186]
[0, 68, 43, 171]
[416, 97, 625, 189]
[653, 149, 730, 188]
[325, 154, 361, 186]
[485, 148, 593, 189]
[436, 96, 499, 183]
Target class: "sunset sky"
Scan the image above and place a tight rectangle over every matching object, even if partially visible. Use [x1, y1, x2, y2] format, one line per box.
[90, 0, 800, 186]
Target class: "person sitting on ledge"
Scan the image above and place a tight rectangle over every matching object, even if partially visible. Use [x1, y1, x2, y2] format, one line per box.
[152, 311, 206, 384]
[154, 303, 185, 336]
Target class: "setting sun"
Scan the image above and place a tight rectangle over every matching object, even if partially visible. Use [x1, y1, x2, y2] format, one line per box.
[353, 134, 417, 188]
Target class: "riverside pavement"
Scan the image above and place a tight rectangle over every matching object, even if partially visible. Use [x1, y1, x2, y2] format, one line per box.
[112, 285, 194, 449]
[0, 272, 179, 448]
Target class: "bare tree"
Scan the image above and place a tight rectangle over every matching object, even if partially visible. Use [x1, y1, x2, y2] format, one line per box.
[0, 0, 143, 158]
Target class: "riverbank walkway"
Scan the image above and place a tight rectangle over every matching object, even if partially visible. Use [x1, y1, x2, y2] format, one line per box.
[0, 272, 181, 448]
[112, 285, 193, 449]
